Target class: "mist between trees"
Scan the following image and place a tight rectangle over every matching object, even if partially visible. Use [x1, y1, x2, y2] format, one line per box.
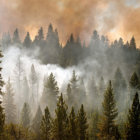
[0, 24, 140, 140]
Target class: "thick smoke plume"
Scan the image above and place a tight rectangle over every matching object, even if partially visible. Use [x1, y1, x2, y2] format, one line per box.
[1, 0, 140, 46]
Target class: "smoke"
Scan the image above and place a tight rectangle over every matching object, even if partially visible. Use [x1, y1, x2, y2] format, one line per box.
[1, 0, 140, 46]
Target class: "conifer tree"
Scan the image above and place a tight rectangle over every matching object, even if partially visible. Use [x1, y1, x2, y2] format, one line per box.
[0, 104, 5, 138]
[32, 106, 42, 134]
[87, 76, 98, 110]
[37, 27, 44, 41]
[21, 102, 31, 128]
[22, 76, 30, 103]
[0, 48, 5, 138]
[129, 72, 140, 89]
[129, 72, 140, 99]
[77, 104, 88, 140]
[3, 78, 17, 124]
[68, 107, 78, 140]
[69, 70, 79, 108]
[0, 49, 4, 95]
[40, 106, 52, 140]
[41, 73, 59, 110]
[67, 83, 72, 107]
[51, 93, 68, 140]
[30, 64, 38, 107]
[23, 32, 32, 48]
[98, 81, 120, 140]
[125, 92, 140, 140]
[113, 67, 127, 101]
[130, 36, 136, 49]
[13, 28, 21, 44]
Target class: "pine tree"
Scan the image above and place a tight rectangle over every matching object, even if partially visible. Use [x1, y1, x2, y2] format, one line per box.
[21, 102, 31, 128]
[130, 36, 136, 49]
[3, 78, 17, 124]
[0, 49, 4, 95]
[40, 106, 52, 140]
[78, 78, 86, 106]
[98, 81, 120, 140]
[13, 28, 21, 44]
[87, 76, 98, 110]
[68, 107, 78, 140]
[77, 104, 88, 140]
[67, 83, 72, 107]
[32, 106, 42, 134]
[37, 27, 44, 41]
[113, 67, 127, 101]
[129, 72, 140, 99]
[23, 32, 32, 48]
[129, 72, 140, 89]
[125, 92, 140, 140]
[22, 76, 30, 103]
[51, 93, 68, 140]
[0, 104, 5, 138]
[41, 73, 59, 110]
[30, 64, 38, 108]
[69, 70, 79, 108]
[0, 48, 5, 138]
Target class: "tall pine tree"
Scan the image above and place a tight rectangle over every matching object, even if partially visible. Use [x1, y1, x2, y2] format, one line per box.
[21, 102, 31, 128]
[98, 81, 120, 140]
[125, 92, 140, 140]
[3, 78, 17, 124]
[77, 104, 88, 140]
[51, 93, 68, 140]
[40, 106, 52, 140]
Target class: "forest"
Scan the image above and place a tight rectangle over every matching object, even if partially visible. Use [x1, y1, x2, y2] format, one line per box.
[0, 24, 140, 140]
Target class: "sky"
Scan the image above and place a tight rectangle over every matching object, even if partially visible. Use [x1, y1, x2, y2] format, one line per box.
[0, 0, 140, 46]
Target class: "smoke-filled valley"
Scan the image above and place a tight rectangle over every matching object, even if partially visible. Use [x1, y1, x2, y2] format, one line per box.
[0, 25, 140, 140]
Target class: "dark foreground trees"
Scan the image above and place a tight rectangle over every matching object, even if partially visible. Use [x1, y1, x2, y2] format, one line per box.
[125, 92, 140, 140]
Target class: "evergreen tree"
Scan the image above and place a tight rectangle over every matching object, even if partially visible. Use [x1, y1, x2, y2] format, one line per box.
[22, 76, 30, 103]
[69, 70, 79, 108]
[125, 92, 140, 140]
[37, 27, 44, 41]
[130, 36, 136, 49]
[67, 83, 72, 106]
[0, 49, 4, 95]
[68, 107, 78, 140]
[51, 93, 68, 140]
[32, 106, 42, 139]
[41, 73, 59, 110]
[3, 78, 17, 124]
[129, 72, 140, 99]
[0, 104, 5, 138]
[113, 68, 127, 101]
[98, 81, 120, 140]
[0, 48, 5, 138]
[129, 72, 140, 89]
[77, 104, 88, 140]
[30, 64, 38, 108]
[13, 28, 21, 44]
[78, 78, 86, 106]
[40, 106, 52, 140]
[87, 76, 98, 110]
[23, 32, 32, 48]
[2, 32, 11, 48]
[21, 102, 31, 128]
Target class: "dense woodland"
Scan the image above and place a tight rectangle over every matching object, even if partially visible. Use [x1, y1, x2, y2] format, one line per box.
[0, 24, 140, 140]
